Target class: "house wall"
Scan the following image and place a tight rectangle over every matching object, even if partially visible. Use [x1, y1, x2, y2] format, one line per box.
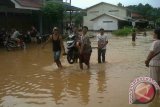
[83, 3, 127, 30]
[83, 16, 93, 30]
[87, 3, 127, 19]
[46, 0, 63, 2]
[92, 15, 118, 30]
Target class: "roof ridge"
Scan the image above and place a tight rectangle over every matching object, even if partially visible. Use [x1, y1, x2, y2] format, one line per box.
[85, 2, 126, 10]
[90, 13, 126, 21]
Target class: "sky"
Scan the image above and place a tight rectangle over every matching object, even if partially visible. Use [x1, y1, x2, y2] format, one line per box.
[64, 0, 160, 9]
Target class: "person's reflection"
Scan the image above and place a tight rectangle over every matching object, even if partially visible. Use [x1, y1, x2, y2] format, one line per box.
[78, 72, 90, 105]
[66, 71, 91, 105]
[97, 64, 107, 93]
[51, 72, 65, 104]
[132, 42, 136, 46]
[67, 73, 79, 96]
[148, 94, 160, 107]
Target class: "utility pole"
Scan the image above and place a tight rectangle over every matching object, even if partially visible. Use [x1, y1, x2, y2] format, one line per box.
[69, 0, 72, 32]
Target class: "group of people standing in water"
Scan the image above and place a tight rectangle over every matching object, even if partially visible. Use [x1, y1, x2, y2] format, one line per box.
[42, 26, 108, 70]
[42, 25, 160, 88]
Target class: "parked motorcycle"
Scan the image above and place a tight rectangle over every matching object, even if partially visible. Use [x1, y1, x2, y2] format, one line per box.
[36, 33, 49, 44]
[66, 34, 78, 64]
[0, 35, 5, 47]
[23, 32, 31, 43]
[0, 33, 11, 48]
[0, 30, 7, 47]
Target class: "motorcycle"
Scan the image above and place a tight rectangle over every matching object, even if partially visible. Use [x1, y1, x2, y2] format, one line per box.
[5, 35, 26, 51]
[0, 35, 5, 47]
[66, 34, 78, 64]
[0, 31, 7, 47]
[23, 33, 31, 43]
[36, 33, 49, 44]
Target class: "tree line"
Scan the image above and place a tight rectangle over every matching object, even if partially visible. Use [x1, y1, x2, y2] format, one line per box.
[126, 3, 160, 25]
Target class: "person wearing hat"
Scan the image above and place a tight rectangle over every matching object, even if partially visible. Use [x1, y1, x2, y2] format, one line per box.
[42, 27, 65, 68]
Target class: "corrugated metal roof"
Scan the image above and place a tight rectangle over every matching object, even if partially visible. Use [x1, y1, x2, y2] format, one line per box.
[13, 0, 81, 11]
[15, 0, 43, 8]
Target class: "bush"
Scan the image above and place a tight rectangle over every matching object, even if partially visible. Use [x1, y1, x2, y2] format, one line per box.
[112, 27, 132, 36]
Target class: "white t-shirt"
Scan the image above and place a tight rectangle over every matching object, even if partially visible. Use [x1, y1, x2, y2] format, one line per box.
[11, 31, 20, 39]
[97, 34, 108, 49]
[149, 40, 160, 66]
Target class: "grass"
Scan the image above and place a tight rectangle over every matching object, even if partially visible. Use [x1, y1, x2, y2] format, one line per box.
[112, 27, 133, 37]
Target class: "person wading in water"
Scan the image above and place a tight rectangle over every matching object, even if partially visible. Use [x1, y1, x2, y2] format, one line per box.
[42, 27, 65, 68]
[77, 26, 92, 69]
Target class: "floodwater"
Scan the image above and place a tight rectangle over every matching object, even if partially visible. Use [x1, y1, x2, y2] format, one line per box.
[0, 32, 159, 107]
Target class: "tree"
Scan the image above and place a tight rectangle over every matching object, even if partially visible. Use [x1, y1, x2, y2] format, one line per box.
[117, 3, 123, 7]
[41, 2, 65, 28]
[74, 11, 86, 26]
[156, 18, 160, 27]
[127, 3, 160, 21]
[127, 3, 160, 28]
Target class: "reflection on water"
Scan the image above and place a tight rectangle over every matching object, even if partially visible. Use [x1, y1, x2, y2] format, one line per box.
[97, 65, 107, 93]
[148, 94, 160, 107]
[0, 34, 154, 107]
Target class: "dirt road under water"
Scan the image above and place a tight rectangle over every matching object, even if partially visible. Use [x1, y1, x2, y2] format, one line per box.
[0, 32, 159, 107]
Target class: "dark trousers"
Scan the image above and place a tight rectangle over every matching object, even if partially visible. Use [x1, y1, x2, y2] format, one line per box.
[98, 49, 106, 63]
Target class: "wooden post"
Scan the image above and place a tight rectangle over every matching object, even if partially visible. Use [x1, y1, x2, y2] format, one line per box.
[69, 0, 72, 33]
[5, 11, 8, 29]
[39, 13, 43, 35]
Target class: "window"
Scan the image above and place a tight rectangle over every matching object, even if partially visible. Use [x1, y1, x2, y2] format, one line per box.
[89, 11, 99, 13]
[103, 21, 113, 23]
[109, 10, 119, 12]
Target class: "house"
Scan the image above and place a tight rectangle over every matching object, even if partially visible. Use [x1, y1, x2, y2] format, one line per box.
[0, 0, 81, 34]
[83, 2, 131, 31]
[9, 0, 43, 10]
[131, 12, 148, 28]
[0, 0, 49, 34]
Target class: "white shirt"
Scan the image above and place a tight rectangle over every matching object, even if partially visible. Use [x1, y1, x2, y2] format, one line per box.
[97, 34, 108, 49]
[11, 31, 20, 39]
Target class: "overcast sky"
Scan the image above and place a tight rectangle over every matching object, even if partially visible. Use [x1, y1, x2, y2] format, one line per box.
[64, 0, 160, 9]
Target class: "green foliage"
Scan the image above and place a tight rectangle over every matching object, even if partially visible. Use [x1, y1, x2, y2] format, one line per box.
[74, 11, 86, 26]
[64, 11, 86, 26]
[127, 3, 160, 22]
[112, 27, 133, 36]
[117, 3, 123, 7]
[156, 18, 160, 26]
[41, 2, 65, 23]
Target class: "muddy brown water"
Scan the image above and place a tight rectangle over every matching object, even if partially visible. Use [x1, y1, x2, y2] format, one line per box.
[0, 33, 159, 107]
